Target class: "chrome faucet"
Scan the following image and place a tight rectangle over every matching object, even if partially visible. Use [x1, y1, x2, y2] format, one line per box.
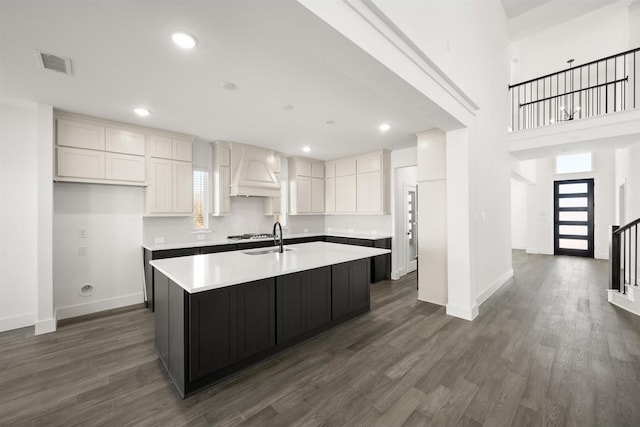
[273, 221, 283, 253]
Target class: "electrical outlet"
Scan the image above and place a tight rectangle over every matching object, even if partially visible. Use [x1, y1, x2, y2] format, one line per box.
[303, 228, 308, 233]
[154, 237, 165, 244]
[196, 234, 205, 241]
[78, 246, 87, 256]
[371, 229, 377, 235]
[348, 228, 354, 233]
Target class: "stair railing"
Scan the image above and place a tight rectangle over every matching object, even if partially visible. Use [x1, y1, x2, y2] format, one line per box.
[509, 47, 640, 132]
[611, 218, 639, 293]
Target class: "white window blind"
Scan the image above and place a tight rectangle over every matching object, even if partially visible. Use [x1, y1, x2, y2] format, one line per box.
[193, 169, 209, 230]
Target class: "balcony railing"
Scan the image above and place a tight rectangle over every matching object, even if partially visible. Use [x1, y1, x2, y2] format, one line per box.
[611, 218, 639, 294]
[509, 47, 640, 132]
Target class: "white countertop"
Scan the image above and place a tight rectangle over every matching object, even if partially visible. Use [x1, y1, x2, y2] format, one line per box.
[149, 242, 390, 293]
[143, 232, 392, 251]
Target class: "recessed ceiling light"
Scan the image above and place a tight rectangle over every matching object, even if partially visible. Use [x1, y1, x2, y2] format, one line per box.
[282, 104, 294, 111]
[221, 81, 237, 90]
[171, 31, 197, 49]
[302, 146, 311, 153]
[379, 123, 391, 132]
[325, 119, 335, 125]
[134, 108, 150, 117]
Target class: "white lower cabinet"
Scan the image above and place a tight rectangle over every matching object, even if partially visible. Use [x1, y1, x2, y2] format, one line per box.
[146, 158, 192, 215]
[57, 146, 106, 179]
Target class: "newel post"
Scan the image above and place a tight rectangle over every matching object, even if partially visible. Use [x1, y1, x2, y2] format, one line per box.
[611, 225, 621, 292]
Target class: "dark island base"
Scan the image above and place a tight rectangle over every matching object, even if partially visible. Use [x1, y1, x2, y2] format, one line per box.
[154, 258, 371, 398]
[184, 306, 368, 398]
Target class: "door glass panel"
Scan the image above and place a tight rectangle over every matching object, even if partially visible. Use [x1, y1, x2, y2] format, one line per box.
[559, 197, 587, 208]
[407, 190, 416, 261]
[559, 211, 588, 222]
[558, 183, 588, 194]
[558, 239, 588, 250]
[559, 225, 588, 236]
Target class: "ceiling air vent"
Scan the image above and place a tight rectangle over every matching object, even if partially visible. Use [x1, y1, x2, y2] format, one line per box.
[35, 49, 73, 75]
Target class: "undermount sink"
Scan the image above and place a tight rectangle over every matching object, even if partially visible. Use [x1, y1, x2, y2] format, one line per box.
[242, 247, 295, 255]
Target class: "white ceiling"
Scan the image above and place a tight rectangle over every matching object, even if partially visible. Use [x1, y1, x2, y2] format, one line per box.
[0, 0, 461, 160]
[501, 0, 552, 19]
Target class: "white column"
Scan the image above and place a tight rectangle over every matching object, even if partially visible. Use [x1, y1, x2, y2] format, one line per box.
[416, 129, 447, 305]
[445, 128, 476, 320]
[36, 104, 55, 334]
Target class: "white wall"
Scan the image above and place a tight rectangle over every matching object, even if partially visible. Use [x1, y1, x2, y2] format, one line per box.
[0, 103, 39, 332]
[527, 150, 615, 259]
[53, 183, 144, 319]
[511, 178, 528, 250]
[511, 2, 630, 83]
[616, 141, 640, 224]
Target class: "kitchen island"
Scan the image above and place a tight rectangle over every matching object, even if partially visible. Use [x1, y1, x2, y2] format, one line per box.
[150, 241, 390, 397]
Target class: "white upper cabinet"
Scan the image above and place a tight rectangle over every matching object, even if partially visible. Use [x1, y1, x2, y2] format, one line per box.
[172, 161, 193, 213]
[57, 118, 105, 151]
[105, 152, 145, 182]
[145, 133, 193, 216]
[147, 134, 173, 159]
[326, 149, 389, 215]
[57, 146, 105, 179]
[289, 156, 324, 215]
[146, 157, 173, 213]
[55, 114, 147, 184]
[172, 139, 193, 162]
[105, 127, 145, 155]
[148, 135, 193, 162]
[335, 158, 356, 177]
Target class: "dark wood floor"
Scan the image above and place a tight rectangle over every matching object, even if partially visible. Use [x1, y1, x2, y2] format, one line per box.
[2, 251, 640, 426]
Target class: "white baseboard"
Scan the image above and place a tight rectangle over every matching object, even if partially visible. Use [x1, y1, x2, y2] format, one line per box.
[35, 318, 57, 335]
[446, 303, 479, 321]
[55, 292, 144, 321]
[477, 269, 514, 306]
[0, 312, 36, 333]
[391, 271, 401, 280]
[608, 289, 640, 316]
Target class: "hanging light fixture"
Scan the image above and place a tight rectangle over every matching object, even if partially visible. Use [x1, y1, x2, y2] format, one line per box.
[560, 59, 581, 121]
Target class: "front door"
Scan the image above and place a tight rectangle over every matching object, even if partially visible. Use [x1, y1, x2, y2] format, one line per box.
[554, 178, 594, 258]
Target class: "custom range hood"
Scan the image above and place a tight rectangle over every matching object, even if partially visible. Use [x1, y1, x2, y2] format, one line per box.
[229, 142, 281, 197]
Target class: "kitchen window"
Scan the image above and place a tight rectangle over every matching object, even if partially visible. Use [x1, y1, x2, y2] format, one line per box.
[193, 168, 209, 230]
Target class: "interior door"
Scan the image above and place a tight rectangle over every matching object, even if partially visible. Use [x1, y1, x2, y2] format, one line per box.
[405, 185, 418, 273]
[554, 179, 594, 258]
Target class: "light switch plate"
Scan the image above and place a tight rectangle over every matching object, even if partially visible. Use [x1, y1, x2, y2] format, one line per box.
[196, 234, 205, 241]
